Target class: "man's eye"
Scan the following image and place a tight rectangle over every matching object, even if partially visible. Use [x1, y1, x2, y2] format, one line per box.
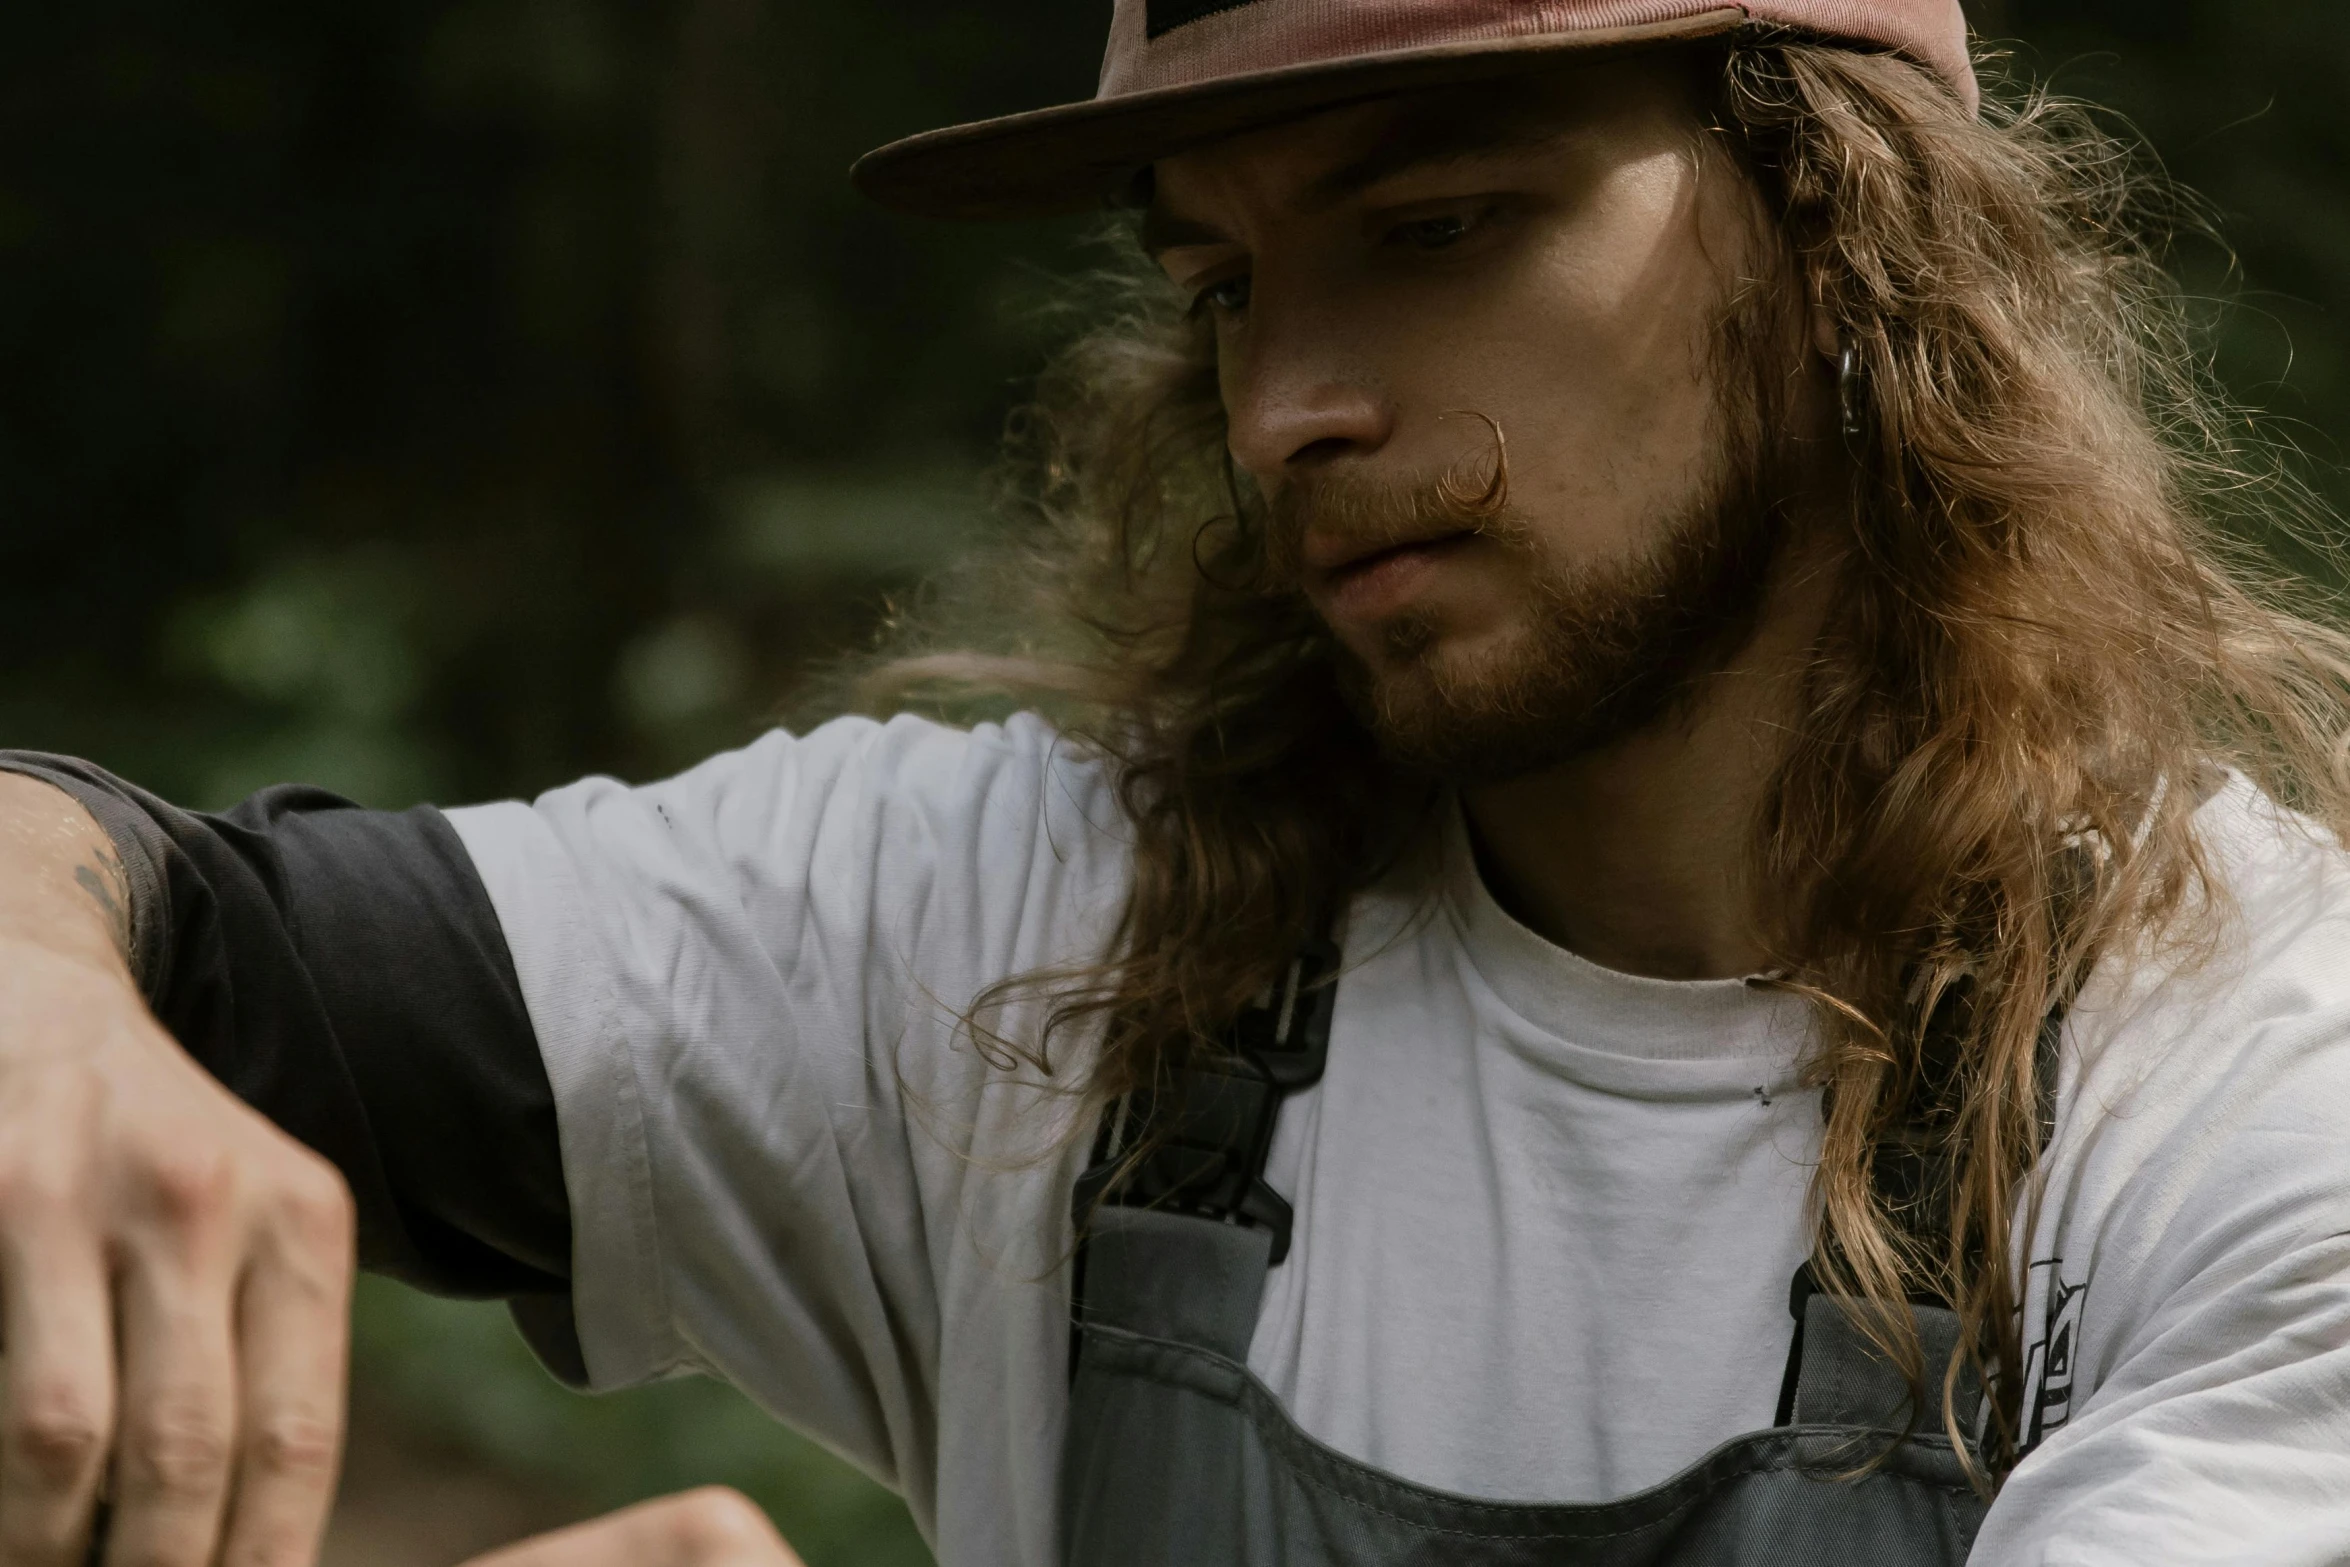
[1195, 275, 1252, 315]
[1391, 212, 1477, 251]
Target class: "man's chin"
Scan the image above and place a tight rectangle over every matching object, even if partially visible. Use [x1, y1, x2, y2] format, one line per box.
[1339, 607, 1510, 674]
[1337, 639, 1596, 786]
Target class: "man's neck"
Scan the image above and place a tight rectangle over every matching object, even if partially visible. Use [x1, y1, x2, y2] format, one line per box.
[1459, 550, 1831, 982]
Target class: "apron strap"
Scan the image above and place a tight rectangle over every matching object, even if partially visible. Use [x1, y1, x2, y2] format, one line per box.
[1069, 935, 1341, 1375]
[1072, 935, 1340, 1265]
[1075, 1205, 1275, 1361]
[1774, 983, 2071, 1432]
[1773, 1261, 1984, 1432]
[1776, 1274, 1983, 1434]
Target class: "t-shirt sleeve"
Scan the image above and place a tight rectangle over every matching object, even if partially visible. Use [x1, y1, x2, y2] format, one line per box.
[444, 712, 1127, 1529]
[1983, 1234, 2350, 1566]
[1973, 1179, 2350, 1562]
[0, 754, 575, 1359]
[1969, 805, 2350, 1566]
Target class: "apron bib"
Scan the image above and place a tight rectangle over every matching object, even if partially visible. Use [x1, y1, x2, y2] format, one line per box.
[1063, 1206, 1988, 1565]
[1060, 938, 2024, 1566]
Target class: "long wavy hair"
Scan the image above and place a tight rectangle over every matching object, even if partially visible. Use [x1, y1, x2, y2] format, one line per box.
[867, 39, 2350, 1477]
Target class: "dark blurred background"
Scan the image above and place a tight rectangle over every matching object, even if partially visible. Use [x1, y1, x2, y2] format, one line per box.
[1, 1, 2343, 1561]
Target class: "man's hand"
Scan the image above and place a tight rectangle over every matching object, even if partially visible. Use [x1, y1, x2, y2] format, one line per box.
[461, 1490, 806, 1567]
[0, 774, 355, 1567]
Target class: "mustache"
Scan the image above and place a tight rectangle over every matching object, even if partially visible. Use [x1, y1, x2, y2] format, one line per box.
[1260, 414, 1516, 585]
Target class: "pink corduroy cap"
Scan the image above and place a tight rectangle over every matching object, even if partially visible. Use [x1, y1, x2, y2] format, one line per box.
[852, 1, 1974, 220]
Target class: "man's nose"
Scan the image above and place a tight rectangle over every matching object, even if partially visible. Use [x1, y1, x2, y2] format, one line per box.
[1221, 310, 1394, 480]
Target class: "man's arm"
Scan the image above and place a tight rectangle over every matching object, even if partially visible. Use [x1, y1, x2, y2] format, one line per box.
[0, 759, 577, 1567]
[0, 771, 354, 1567]
[0, 758, 574, 1308]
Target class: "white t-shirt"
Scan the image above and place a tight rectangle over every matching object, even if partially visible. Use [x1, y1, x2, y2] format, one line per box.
[446, 712, 2350, 1567]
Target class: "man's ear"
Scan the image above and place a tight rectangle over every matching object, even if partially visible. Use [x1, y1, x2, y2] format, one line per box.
[1803, 255, 1842, 361]
[1808, 297, 1840, 362]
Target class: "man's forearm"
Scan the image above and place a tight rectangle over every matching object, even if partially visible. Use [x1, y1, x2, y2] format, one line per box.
[0, 747, 600, 1565]
[0, 756, 575, 1315]
[0, 770, 138, 978]
[0, 767, 362, 1567]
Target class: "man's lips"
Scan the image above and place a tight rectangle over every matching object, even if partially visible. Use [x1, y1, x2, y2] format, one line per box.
[1301, 526, 1476, 581]
[1306, 530, 1480, 621]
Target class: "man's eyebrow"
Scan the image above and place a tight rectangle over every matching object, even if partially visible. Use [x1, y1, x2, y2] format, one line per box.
[1138, 209, 1231, 259]
[1137, 106, 1578, 255]
[1301, 114, 1574, 211]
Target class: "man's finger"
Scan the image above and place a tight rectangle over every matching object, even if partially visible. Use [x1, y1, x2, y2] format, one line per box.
[103, 1211, 239, 1567]
[213, 1176, 351, 1567]
[460, 1489, 807, 1567]
[0, 1226, 114, 1567]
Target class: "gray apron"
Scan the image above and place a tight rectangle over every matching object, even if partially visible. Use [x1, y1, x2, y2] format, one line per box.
[1061, 939, 2013, 1567]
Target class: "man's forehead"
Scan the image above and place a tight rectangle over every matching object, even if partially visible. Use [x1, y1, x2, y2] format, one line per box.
[1142, 57, 1696, 240]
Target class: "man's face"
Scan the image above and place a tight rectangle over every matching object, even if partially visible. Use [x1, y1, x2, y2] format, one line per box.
[1149, 58, 1817, 780]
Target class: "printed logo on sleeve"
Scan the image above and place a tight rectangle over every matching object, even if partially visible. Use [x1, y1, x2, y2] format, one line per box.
[2019, 1258, 2090, 1454]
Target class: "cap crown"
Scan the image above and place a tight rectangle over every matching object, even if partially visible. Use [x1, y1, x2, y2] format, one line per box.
[852, 0, 1977, 218]
[1102, 0, 1975, 109]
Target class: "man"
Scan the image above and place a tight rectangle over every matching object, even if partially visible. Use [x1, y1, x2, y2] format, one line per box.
[0, 1, 2347, 1564]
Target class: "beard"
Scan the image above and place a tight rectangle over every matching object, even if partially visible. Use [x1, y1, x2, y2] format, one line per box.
[1267, 368, 1794, 787]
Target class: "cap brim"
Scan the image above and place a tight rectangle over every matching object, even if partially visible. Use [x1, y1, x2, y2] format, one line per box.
[852, 8, 1747, 221]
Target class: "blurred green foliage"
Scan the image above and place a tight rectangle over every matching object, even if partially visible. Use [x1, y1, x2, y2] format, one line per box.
[352, 1277, 932, 1564]
[0, 0, 1101, 810]
[6, 0, 2350, 1560]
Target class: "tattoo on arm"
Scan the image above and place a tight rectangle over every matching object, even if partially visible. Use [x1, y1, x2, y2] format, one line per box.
[72, 843, 132, 962]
